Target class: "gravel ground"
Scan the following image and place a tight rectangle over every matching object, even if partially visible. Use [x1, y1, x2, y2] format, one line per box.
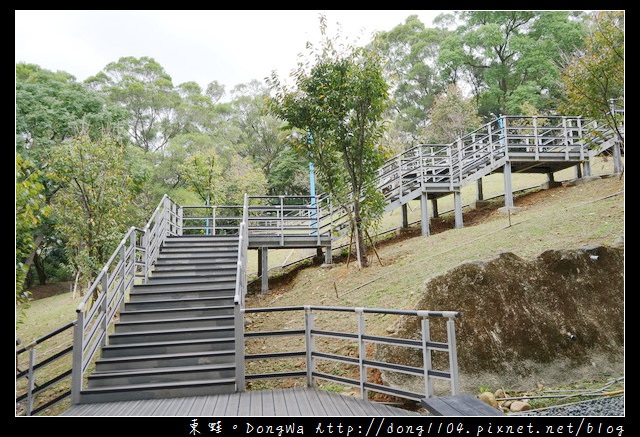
[513, 395, 624, 416]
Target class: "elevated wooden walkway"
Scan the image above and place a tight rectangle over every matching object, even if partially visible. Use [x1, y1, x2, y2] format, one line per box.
[61, 387, 420, 416]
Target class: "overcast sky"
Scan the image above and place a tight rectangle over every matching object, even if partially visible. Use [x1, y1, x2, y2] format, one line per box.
[15, 10, 448, 93]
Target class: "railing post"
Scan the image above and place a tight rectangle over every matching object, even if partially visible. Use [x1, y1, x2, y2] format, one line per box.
[456, 138, 463, 184]
[279, 196, 285, 246]
[395, 155, 402, 203]
[212, 206, 217, 236]
[562, 117, 569, 160]
[26, 347, 36, 415]
[234, 304, 245, 392]
[533, 116, 540, 160]
[356, 308, 366, 400]
[101, 273, 109, 347]
[142, 228, 150, 284]
[304, 306, 315, 387]
[71, 311, 84, 404]
[421, 316, 433, 398]
[447, 317, 460, 395]
[503, 116, 509, 158]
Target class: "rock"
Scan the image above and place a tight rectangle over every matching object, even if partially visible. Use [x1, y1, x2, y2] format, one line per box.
[478, 392, 498, 408]
[494, 388, 506, 399]
[510, 400, 532, 412]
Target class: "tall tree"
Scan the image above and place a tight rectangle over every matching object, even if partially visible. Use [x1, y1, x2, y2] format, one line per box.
[439, 11, 587, 116]
[423, 84, 482, 143]
[560, 11, 624, 144]
[16, 155, 50, 324]
[268, 17, 390, 268]
[86, 56, 180, 152]
[372, 14, 450, 146]
[48, 130, 135, 294]
[16, 63, 128, 287]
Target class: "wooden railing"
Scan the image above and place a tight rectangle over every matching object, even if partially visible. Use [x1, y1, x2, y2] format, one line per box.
[239, 306, 461, 401]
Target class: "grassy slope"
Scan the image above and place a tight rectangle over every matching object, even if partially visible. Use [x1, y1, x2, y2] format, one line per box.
[247, 167, 624, 323]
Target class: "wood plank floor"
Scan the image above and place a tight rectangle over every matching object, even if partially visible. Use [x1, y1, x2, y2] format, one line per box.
[61, 388, 421, 416]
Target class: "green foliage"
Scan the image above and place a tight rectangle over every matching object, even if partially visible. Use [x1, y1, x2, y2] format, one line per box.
[48, 130, 135, 290]
[86, 56, 181, 152]
[268, 16, 390, 267]
[439, 11, 587, 116]
[16, 62, 128, 164]
[423, 84, 482, 143]
[16, 155, 50, 324]
[560, 12, 624, 133]
[372, 14, 450, 144]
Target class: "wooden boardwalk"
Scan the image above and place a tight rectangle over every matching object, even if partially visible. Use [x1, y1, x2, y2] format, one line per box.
[61, 388, 421, 416]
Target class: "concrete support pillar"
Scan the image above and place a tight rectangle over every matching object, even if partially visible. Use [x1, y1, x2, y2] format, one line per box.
[325, 245, 332, 264]
[499, 161, 522, 215]
[575, 164, 583, 179]
[260, 247, 268, 293]
[431, 199, 439, 218]
[472, 178, 490, 209]
[583, 159, 592, 178]
[476, 178, 484, 201]
[612, 140, 623, 174]
[454, 191, 463, 229]
[420, 192, 430, 236]
[503, 161, 514, 208]
[542, 171, 562, 189]
[401, 204, 409, 229]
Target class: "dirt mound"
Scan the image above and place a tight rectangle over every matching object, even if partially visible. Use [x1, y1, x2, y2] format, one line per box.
[376, 243, 624, 394]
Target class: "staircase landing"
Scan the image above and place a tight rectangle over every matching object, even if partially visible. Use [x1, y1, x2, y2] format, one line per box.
[63, 387, 420, 416]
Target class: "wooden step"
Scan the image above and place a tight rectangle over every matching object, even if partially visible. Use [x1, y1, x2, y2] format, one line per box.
[87, 363, 236, 389]
[95, 350, 235, 373]
[108, 326, 235, 345]
[79, 377, 236, 404]
[101, 337, 234, 358]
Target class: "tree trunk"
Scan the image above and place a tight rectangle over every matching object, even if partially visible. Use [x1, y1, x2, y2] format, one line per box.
[33, 251, 48, 285]
[352, 202, 369, 268]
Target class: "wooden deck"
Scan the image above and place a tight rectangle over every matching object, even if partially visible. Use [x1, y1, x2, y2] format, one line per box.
[61, 388, 421, 416]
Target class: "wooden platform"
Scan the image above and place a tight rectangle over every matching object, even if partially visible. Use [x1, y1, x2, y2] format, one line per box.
[61, 388, 421, 416]
[420, 394, 504, 416]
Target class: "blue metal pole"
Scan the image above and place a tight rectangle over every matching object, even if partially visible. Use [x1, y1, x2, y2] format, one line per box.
[308, 131, 318, 233]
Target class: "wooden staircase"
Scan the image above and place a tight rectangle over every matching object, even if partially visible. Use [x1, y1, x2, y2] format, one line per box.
[78, 235, 239, 403]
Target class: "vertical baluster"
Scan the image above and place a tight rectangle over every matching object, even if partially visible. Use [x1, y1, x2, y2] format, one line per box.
[26, 347, 36, 415]
[357, 309, 366, 400]
[71, 311, 84, 404]
[421, 316, 433, 398]
[447, 317, 460, 395]
[305, 307, 315, 387]
[101, 273, 109, 347]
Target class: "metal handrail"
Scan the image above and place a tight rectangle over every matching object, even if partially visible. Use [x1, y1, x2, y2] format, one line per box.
[240, 305, 461, 401]
[70, 195, 179, 404]
[16, 321, 76, 415]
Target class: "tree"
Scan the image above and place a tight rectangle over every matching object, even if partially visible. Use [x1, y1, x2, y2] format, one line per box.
[16, 155, 50, 324]
[439, 11, 587, 116]
[423, 84, 482, 144]
[227, 80, 309, 195]
[560, 11, 624, 144]
[268, 18, 390, 268]
[16, 63, 129, 288]
[372, 14, 450, 146]
[48, 130, 135, 294]
[86, 56, 181, 152]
